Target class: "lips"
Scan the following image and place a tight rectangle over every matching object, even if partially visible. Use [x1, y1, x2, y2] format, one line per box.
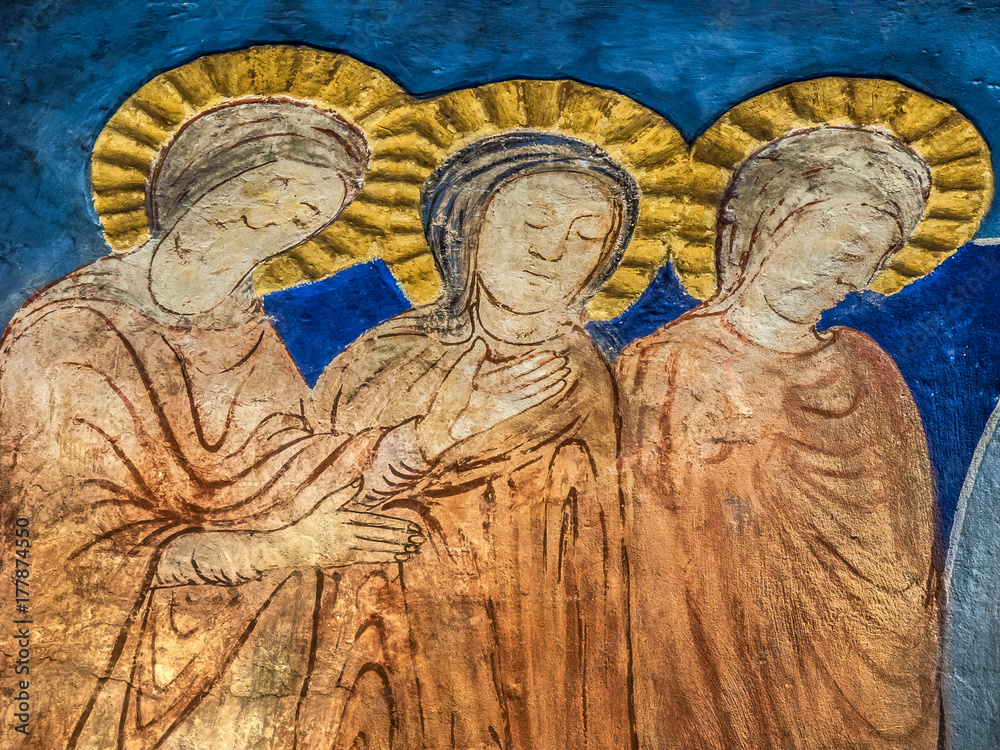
[524, 269, 554, 281]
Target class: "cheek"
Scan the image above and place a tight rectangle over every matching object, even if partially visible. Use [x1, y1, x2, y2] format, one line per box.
[842, 258, 884, 288]
[556, 239, 606, 288]
[479, 228, 527, 273]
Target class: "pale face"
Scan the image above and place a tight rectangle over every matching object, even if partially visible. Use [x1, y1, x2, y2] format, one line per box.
[149, 159, 352, 316]
[180, 160, 350, 252]
[753, 200, 903, 324]
[475, 171, 617, 315]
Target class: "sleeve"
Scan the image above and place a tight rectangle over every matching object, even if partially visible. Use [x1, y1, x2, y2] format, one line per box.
[0, 307, 391, 746]
[356, 420, 435, 507]
[615, 340, 695, 505]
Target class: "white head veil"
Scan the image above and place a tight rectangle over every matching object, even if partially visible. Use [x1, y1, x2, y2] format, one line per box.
[147, 97, 370, 236]
[709, 126, 931, 308]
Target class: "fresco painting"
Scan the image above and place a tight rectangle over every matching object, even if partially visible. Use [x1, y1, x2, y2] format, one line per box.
[3, 4, 1000, 749]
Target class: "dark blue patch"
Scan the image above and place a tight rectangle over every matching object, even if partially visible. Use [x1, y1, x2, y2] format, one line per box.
[588, 262, 700, 358]
[822, 242, 1000, 544]
[263, 259, 411, 386]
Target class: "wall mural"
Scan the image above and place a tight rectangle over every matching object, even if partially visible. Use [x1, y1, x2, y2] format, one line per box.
[3, 5, 1000, 749]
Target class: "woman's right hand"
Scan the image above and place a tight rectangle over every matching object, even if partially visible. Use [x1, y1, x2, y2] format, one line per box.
[273, 495, 425, 569]
[155, 510, 423, 588]
[416, 339, 569, 460]
[155, 501, 424, 586]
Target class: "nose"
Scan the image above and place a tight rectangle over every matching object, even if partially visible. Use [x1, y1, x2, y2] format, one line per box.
[528, 227, 571, 262]
[528, 244, 565, 262]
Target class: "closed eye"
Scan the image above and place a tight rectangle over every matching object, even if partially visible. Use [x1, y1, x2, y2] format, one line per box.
[570, 214, 605, 240]
[525, 220, 548, 229]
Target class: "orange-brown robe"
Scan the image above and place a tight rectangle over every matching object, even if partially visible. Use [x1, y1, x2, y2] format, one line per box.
[615, 313, 940, 750]
[315, 316, 632, 750]
[0, 258, 413, 750]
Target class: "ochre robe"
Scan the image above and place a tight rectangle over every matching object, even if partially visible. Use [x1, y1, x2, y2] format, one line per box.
[314, 317, 632, 750]
[0, 258, 413, 750]
[616, 314, 940, 750]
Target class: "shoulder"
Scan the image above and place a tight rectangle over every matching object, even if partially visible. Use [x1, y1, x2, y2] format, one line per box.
[613, 314, 736, 420]
[827, 326, 908, 385]
[2, 299, 142, 375]
[821, 327, 923, 425]
[312, 306, 445, 404]
[335, 307, 444, 375]
[2, 255, 144, 345]
[616, 311, 729, 376]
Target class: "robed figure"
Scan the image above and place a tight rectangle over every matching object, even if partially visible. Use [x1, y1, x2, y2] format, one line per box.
[313, 132, 636, 749]
[617, 127, 941, 749]
[0, 99, 545, 750]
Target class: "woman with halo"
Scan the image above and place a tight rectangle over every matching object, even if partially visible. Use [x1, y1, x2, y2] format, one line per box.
[617, 126, 941, 749]
[0, 98, 557, 749]
[312, 130, 637, 749]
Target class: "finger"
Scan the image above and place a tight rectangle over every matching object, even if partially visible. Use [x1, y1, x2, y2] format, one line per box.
[480, 350, 556, 379]
[351, 537, 412, 554]
[233, 566, 261, 583]
[504, 358, 568, 390]
[344, 511, 420, 534]
[480, 355, 564, 391]
[510, 370, 570, 401]
[207, 566, 232, 585]
[347, 524, 416, 545]
[513, 378, 567, 408]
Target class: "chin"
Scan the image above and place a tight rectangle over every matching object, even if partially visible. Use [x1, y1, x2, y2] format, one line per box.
[506, 303, 556, 315]
[771, 305, 826, 325]
[772, 292, 836, 321]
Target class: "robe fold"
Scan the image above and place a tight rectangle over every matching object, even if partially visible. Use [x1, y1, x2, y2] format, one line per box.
[616, 314, 940, 750]
[314, 318, 632, 750]
[0, 259, 408, 750]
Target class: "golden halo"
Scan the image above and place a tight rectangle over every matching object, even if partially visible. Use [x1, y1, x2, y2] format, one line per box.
[91, 45, 417, 283]
[328, 79, 688, 321]
[99, 59, 982, 315]
[665, 77, 994, 300]
[93, 48, 686, 321]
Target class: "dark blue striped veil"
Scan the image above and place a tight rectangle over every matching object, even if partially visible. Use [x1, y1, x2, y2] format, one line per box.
[416, 130, 639, 336]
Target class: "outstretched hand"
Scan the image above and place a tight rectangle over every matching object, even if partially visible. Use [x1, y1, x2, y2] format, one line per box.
[416, 339, 569, 460]
[282, 494, 425, 568]
[155, 498, 426, 586]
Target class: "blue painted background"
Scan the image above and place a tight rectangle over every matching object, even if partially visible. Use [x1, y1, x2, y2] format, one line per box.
[265, 260, 411, 386]
[3, 0, 1000, 543]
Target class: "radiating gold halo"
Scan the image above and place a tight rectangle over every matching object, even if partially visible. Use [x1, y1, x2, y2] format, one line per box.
[92, 47, 687, 322]
[668, 77, 994, 300]
[97, 59, 985, 315]
[91, 45, 417, 289]
[324, 79, 688, 320]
